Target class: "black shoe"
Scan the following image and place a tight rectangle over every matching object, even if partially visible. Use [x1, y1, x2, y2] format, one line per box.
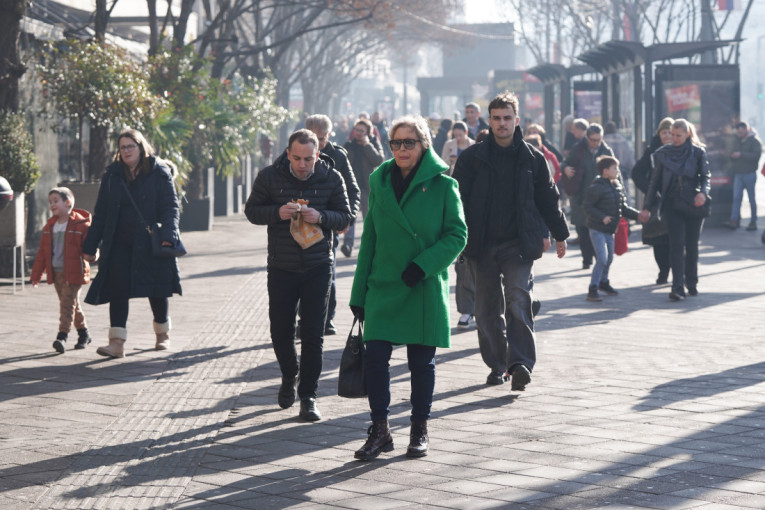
[582, 261, 592, 270]
[278, 376, 298, 409]
[510, 364, 531, 391]
[486, 370, 508, 385]
[341, 244, 352, 257]
[531, 299, 541, 317]
[355, 420, 394, 460]
[586, 285, 602, 302]
[53, 332, 67, 353]
[324, 320, 337, 335]
[75, 328, 91, 349]
[299, 398, 321, 421]
[669, 291, 685, 301]
[761, 230, 765, 245]
[724, 219, 739, 230]
[406, 421, 429, 458]
[656, 273, 669, 285]
[687, 285, 698, 297]
[598, 281, 618, 296]
[746, 221, 757, 231]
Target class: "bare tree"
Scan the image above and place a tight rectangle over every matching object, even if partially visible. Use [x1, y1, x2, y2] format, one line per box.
[0, 0, 28, 111]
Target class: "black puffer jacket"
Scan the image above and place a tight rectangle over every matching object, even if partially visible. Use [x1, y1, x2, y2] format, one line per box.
[245, 150, 351, 272]
[452, 126, 569, 261]
[583, 177, 639, 234]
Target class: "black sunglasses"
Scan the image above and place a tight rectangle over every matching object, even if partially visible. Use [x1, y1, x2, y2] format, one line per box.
[389, 139, 419, 151]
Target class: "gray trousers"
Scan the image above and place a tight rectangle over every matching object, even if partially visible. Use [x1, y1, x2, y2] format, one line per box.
[467, 242, 536, 373]
[454, 257, 475, 315]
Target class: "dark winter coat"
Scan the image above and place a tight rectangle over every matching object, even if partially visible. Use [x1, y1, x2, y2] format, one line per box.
[583, 177, 639, 234]
[244, 150, 351, 272]
[344, 140, 384, 192]
[321, 141, 360, 223]
[731, 130, 763, 175]
[452, 126, 569, 262]
[644, 139, 711, 216]
[349, 147, 466, 348]
[31, 209, 92, 286]
[631, 134, 669, 244]
[560, 138, 614, 226]
[83, 157, 182, 304]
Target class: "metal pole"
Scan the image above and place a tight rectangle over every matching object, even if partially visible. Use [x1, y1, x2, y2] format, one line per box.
[402, 61, 408, 115]
[700, 0, 715, 64]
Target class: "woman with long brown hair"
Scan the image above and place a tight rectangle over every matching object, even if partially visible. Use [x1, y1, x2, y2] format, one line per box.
[82, 129, 182, 357]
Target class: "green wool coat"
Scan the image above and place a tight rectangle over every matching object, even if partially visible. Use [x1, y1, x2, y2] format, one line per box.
[349, 147, 467, 348]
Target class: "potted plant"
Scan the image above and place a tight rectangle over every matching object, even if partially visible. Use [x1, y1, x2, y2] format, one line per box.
[0, 110, 40, 277]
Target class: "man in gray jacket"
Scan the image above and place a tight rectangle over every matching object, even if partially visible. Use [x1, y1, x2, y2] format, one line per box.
[727, 121, 763, 231]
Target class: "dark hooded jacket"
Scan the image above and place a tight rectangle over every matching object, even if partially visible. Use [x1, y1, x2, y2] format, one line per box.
[644, 138, 711, 215]
[245, 150, 351, 272]
[321, 141, 360, 223]
[452, 126, 569, 262]
[83, 157, 182, 304]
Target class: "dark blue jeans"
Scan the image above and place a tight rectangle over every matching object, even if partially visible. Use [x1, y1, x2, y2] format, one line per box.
[365, 340, 436, 423]
[327, 233, 338, 323]
[267, 264, 332, 400]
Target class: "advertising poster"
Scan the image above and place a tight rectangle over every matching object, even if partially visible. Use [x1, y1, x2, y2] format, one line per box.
[574, 90, 602, 123]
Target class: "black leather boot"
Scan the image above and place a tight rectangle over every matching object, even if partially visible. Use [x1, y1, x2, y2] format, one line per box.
[354, 420, 393, 461]
[406, 421, 429, 458]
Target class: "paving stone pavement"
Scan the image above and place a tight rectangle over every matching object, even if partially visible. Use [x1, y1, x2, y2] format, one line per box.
[2, 191, 765, 508]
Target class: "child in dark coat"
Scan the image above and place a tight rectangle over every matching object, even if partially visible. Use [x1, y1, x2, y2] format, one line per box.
[582, 156, 640, 301]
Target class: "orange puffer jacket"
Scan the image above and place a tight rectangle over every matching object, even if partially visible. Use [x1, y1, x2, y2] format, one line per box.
[31, 208, 92, 285]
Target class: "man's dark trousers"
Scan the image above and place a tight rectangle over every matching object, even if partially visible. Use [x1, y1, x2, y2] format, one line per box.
[268, 263, 332, 400]
[467, 241, 536, 374]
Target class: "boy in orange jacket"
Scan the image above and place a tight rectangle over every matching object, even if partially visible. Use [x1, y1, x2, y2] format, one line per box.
[31, 187, 93, 353]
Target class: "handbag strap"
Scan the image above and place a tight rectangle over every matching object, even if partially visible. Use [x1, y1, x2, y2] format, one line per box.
[120, 180, 153, 235]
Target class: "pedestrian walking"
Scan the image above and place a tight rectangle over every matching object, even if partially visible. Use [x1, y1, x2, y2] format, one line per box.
[452, 91, 569, 391]
[441, 121, 474, 175]
[725, 121, 762, 231]
[82, 129, 182, 357]
[582, 156, 641, 301]
[30, 187, 92, 353]
[350, 115, 466, 460]
[245, 129, 351, 421]
[632, 117, 673, 285]
[639, 119, 711, 301]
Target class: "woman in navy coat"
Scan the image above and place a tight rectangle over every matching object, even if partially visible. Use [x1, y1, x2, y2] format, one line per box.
[83, 129, 182, 357]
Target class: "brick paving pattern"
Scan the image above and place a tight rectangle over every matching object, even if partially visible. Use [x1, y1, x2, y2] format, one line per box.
[2, 187, 765, 508]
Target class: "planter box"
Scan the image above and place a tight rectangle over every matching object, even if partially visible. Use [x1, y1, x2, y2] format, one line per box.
[179, 197, 213, 232]
[0, 193, 26, 278]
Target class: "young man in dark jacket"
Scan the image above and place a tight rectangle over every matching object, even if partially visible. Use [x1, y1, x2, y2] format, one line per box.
[452, 91, 569, 391]
[245, 129, 351, 422]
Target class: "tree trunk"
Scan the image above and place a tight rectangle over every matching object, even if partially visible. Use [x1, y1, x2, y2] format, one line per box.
[0, 0, 28, 112]
[88, 125, 110, 181]
[147, 0, 159, 56]
[173, 0, 196, 49]
[95, 0, 108, 42]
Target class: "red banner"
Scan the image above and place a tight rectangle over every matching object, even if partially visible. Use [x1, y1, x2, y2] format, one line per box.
[665, 85, 700, 113]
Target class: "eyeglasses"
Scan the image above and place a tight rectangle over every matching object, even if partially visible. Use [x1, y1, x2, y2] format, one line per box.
[120, 144, 138, 152]
[389, 139, 419, 151]
[587, 137, 602, 144]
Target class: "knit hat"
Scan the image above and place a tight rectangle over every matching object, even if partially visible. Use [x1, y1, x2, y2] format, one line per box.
[656, 117, 674, 135]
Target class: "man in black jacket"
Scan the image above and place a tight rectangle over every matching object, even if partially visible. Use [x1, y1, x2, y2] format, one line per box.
[560, 124, 614, 269]
[245, 129, 351, 422]
[306, 114, 361, 334]
[452, 92, 569, 391]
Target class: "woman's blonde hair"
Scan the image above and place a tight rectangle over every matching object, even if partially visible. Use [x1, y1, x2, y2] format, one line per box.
[390, 115, 432, 150]
[672, 119, 705, 148]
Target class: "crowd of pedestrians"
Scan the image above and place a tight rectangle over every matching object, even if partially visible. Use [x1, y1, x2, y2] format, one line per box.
[27, 90, 763, 463]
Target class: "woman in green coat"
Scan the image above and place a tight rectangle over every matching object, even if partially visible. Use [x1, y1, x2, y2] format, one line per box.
[350, 116, 467, 461]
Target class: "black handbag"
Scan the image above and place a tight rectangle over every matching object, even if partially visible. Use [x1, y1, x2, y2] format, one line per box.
[672, 177, 711, 219]
[121, 181, 187, 257]
[338, 318, 367, 398]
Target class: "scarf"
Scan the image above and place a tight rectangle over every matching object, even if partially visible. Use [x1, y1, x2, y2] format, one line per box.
[655, 138, 696, 178]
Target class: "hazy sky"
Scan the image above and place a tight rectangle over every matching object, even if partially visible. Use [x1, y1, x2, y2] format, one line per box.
[463, 0, 515, 23]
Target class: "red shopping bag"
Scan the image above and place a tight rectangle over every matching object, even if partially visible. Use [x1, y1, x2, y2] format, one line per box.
[614, 218, 629, 256]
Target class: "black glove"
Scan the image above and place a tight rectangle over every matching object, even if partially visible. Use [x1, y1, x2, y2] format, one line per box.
[350, 305, 364, 321]
[401, 262, 425, 287]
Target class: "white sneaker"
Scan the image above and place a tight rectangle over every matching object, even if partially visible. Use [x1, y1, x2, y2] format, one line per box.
[457, 314, 472, 328]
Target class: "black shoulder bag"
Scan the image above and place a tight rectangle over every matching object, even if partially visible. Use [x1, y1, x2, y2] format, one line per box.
[121, 181, 187, 258]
